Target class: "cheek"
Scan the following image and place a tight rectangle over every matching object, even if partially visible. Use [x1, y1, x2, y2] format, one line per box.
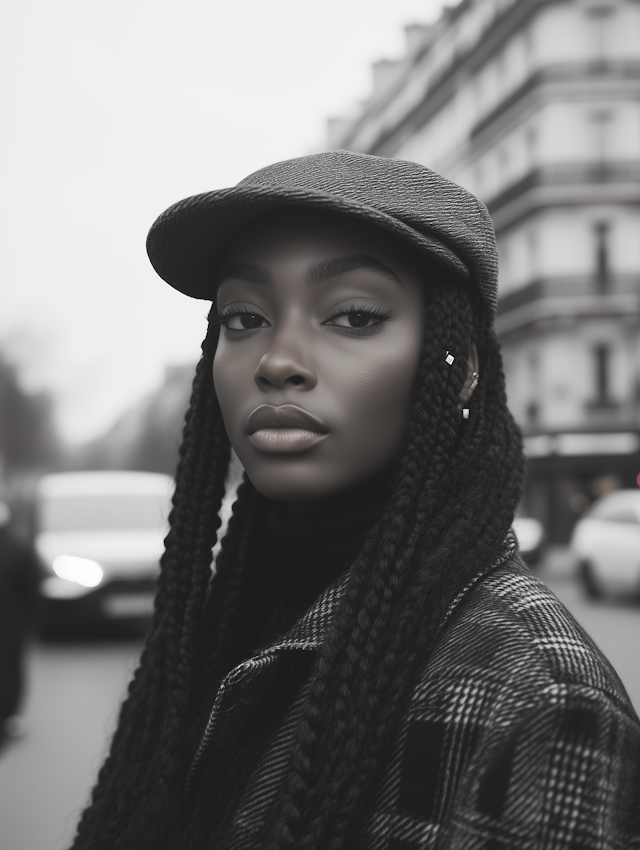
[359, 353, 418, 424]
[333, 329, 424, 458]
[212, 343, 250, 441]
[212, 348, 229, 414]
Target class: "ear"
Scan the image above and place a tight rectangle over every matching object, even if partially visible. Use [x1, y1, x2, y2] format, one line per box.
[459, 343, 480, 406]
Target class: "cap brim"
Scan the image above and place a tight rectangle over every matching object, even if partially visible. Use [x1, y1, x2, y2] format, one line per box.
[146, 184, 470, 301]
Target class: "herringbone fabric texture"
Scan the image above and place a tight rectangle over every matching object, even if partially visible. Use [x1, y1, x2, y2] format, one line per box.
[146, 150, 499, 317]
[190, 538, 640, 849]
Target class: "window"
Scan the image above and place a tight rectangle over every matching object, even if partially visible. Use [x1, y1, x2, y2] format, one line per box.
[41, 494, 169, 532]
[605, 509, 639, 524]
[497, 146, 510, 175]
[590, 501, 640, 524]
[495, 51, 506, 89]
[526, 351, 540, 425]
[525, 126, 537, 165]
[590, 110, 612, 162]
[522, 26, 534, 63]
[594, 222, 610, 292]
[473, 160, 484, 192]
[591, 343, 615, 408]
[586, 6, 615, 63]
[527, 229, 538, 274]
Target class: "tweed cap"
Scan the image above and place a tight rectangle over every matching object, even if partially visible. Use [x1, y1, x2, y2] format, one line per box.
[146, 150, 499, 318]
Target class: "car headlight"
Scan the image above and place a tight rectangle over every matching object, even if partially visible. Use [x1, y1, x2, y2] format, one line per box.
[513, 518, 544, 553]
[52, 555, 104, 588]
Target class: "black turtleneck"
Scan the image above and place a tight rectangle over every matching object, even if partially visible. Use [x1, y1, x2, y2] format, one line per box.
[253, 471, 392, 649]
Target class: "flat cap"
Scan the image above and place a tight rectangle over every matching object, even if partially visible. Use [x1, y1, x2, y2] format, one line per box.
[146, 150, 498, 318]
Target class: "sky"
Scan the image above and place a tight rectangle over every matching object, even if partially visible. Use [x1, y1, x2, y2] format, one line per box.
[1, 0, 449, 443]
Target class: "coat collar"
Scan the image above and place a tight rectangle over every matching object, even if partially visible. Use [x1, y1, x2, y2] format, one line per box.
[188, 530, 519, 789]
[252, 529, 519, 659]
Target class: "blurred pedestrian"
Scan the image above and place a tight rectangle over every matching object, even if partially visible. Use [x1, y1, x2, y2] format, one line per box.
[0, 499, 40, 747]
[71, 152, 640, 849]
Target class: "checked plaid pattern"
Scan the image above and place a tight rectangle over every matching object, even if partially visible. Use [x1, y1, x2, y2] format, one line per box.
[191, 537, 640, 849]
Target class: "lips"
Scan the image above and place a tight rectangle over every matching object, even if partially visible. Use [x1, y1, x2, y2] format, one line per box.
[247, 405, 328, 434]
[246, 405, 328, 454]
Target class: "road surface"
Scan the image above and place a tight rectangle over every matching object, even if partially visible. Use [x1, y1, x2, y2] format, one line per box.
[0, 638, 143, 850]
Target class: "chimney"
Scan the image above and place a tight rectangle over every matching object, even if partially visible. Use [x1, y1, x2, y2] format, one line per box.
[326, 115, 356, 149]
[404, 23, 434, 55]
[371, 58, 401, 98]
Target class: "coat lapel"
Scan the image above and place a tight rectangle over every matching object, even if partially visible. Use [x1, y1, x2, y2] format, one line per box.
[188, 533, 517, 790]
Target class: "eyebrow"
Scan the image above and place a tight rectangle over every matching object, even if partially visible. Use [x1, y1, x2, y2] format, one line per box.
[308, 255, 402, 287]
[217, 263, 272, 286]
[216, 254, 402, 288]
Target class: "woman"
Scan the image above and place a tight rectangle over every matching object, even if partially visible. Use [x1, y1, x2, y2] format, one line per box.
[72, 151, 640, 849]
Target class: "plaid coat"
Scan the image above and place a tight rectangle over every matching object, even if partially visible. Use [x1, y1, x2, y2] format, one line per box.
[190, 537, 640, 849]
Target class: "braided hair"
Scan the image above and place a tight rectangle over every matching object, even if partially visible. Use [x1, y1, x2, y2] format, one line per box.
[71, 270, 524, 849]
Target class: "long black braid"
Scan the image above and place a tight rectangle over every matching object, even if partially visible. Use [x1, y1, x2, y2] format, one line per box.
[71, 315, 231, 846]
[70, 275, 524, 849]
[269, 282, 523, 848]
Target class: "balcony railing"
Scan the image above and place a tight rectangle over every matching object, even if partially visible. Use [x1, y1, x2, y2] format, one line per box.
[470, 61, 640, 141]
[486, 162, 640, 217]
[498, 274, 640, 316]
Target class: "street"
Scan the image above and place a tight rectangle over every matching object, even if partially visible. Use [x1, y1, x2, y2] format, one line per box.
[0, 638, 143, 850]
[1, 555, 639, 850]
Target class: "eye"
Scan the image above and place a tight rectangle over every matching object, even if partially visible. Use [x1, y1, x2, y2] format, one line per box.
[323, 304, 392, 333]
[215, 307, 270, 332]
[332, 311, 378, 328]
[226, 312, 268, 330]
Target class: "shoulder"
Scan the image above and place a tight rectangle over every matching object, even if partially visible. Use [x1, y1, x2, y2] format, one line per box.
[413, 553, 637, 721]
[365, 555, 640, 849]
[382, 555, 640, 848]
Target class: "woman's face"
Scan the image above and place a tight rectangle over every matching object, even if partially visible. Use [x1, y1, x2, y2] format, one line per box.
[213, 210, 429, 502]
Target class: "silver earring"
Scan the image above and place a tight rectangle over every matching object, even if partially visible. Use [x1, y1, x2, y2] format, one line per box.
[462, 408, 470, 419]
[470, 372, 479, 390]
[445, 351, 455, 365]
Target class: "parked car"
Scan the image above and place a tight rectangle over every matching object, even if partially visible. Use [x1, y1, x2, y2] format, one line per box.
[570, 489, 640, 600]
[35, 471, 172, 635]
[512, 515, 545, 566]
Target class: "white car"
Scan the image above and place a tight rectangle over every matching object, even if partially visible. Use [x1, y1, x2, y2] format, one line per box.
[512, 516, 545, 566]
[570, 489, 640, 599]
[35, 471, 172, 634]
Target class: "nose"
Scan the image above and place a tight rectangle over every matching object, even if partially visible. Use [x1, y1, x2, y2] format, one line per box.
[254, 330, 317, 391]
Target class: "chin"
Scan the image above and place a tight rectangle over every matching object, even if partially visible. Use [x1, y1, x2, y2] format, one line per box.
[243, 464, 348, 503]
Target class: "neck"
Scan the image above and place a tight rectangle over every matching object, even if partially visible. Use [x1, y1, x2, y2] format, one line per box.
[285, 467, 395, 520]
[268, 468, 393, 590]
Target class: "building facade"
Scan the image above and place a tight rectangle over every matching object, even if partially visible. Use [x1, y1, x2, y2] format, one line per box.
[329, 0, 640, 540]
